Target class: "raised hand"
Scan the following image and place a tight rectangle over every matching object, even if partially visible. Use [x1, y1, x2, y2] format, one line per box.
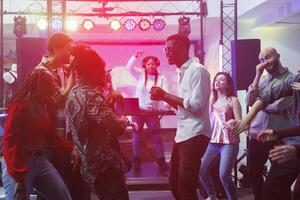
[256, 62, 265, 77]
[134, 50, 145, 58]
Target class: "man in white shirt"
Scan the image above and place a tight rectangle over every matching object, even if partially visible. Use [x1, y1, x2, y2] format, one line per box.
[151, 34, 211, 200]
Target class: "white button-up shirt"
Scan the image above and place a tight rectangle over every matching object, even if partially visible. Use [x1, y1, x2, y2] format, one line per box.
[175, 58, 211, 143]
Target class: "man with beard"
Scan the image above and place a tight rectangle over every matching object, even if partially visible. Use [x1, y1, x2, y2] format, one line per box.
[150, 34, 211, 200]
[225, 47, 300, 200]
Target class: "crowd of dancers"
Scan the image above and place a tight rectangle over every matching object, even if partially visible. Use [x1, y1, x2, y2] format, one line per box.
[1, 31, 300, 200]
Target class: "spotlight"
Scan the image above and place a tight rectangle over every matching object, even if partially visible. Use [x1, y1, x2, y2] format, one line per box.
[178, 16, 191, 36]
[13, 16, 27, 38]
[52, 17, 63, 31]
[67, 19, 79, 32]
[3, 64, 17, 84]
[124, 19, 136, 31]
[153, 19, 166, 31]
[36, 18, 48, 30]
[110, 19, 121, 31]
[138, 19, 151, 31]
[82, 19, 95, 31]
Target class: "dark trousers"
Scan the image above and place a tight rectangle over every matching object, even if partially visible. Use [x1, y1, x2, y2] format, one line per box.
[94, 167, 129, 200]
[169, 134, 209, 200]
[263, 159, 300, 200]
[248, 138, 275, 200]
[49, 150, 90, 200]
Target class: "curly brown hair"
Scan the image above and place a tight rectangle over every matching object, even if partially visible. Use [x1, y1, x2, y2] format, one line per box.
[70, 44, 106, 88]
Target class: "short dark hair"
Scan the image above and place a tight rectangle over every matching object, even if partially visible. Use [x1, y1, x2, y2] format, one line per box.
[47, 32, 73, 54]
[142, 56, 160, 68]
[166, 34, 190, 50]
[70, 44, 106, 87]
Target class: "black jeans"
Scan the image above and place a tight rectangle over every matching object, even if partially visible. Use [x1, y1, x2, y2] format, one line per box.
[94, 167, 129, 200]
[169, 134, 209, 200]
[248, 138, 275, 200]
[263, 159, 300, 200]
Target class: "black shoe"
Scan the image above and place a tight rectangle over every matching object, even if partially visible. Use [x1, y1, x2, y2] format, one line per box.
[133, 157, 141, 171]
[158, 157, 169, 171]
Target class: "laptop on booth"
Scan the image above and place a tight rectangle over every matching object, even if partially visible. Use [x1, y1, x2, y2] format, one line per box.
[115, 98, 140, 115]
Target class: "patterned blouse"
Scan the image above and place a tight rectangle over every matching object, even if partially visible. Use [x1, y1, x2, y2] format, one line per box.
[65, 83, 129, 186]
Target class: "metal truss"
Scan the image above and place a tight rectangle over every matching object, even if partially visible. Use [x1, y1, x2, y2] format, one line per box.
[220, 0, 237, 75]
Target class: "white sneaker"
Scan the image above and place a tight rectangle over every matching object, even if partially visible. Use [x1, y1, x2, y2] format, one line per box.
[205, 196, 219, 200]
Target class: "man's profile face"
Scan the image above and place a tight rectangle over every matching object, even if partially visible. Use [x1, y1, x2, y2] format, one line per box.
[54, 41, 73, 65]
[165, 40, 182, 65]
[259, 48, 280, 75]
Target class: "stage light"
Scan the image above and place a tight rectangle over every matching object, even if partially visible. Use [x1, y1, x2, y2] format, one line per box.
[153, 19, 166, 31]
[67, 19, 79, 32]
[82, 19, 95, 31]
[110, 19, 121, 31]
[178, 16, 191, 36]
[124, 19, 136, 31]
[52, 17, 62, 31]
[36, 18, 48, 30]
[13, 16, 27, 38]
[138, 19, 151, 31]
[3, 64, 17, 84]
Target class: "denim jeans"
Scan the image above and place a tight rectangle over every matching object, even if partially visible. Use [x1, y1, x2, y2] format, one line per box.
[1, 159, 16, 200]
[131, 115, 165, 159]
[24, 155, 71, 200]
[169, 135, 209, 200]
[94, 167, 129, 200]
[199, 143, 239, 200]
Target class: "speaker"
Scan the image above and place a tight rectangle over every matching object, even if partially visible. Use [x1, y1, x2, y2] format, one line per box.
[16, 37, 47, 88]
[231, 39, 261, 90]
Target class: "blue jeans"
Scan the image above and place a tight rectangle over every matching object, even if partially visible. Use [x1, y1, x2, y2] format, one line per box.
[200, 143, 239, 200]
[1, 160, 16, 200]
[24, 155, 71, 200]
[169, 135, 209, 200]
[131, 115, 164, 159]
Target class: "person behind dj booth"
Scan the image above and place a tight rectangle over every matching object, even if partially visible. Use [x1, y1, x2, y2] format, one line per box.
[126, 50, 169, 171]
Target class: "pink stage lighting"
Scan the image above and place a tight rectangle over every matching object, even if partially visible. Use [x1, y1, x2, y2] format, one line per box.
[83, 19, 95, 31]
[110, 19, 121, 30]
[138, 19, 151, 31]
[153, 19, 166, 31]
[124, 19, 136, 31]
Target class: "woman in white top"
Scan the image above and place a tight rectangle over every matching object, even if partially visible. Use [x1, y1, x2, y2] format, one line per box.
[126, 50, 168, 171]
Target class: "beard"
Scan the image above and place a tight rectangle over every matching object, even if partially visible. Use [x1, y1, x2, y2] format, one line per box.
[266, 59, 280, 74]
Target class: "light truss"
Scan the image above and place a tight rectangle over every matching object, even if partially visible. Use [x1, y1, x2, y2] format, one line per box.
[220, 0, 237, 75]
